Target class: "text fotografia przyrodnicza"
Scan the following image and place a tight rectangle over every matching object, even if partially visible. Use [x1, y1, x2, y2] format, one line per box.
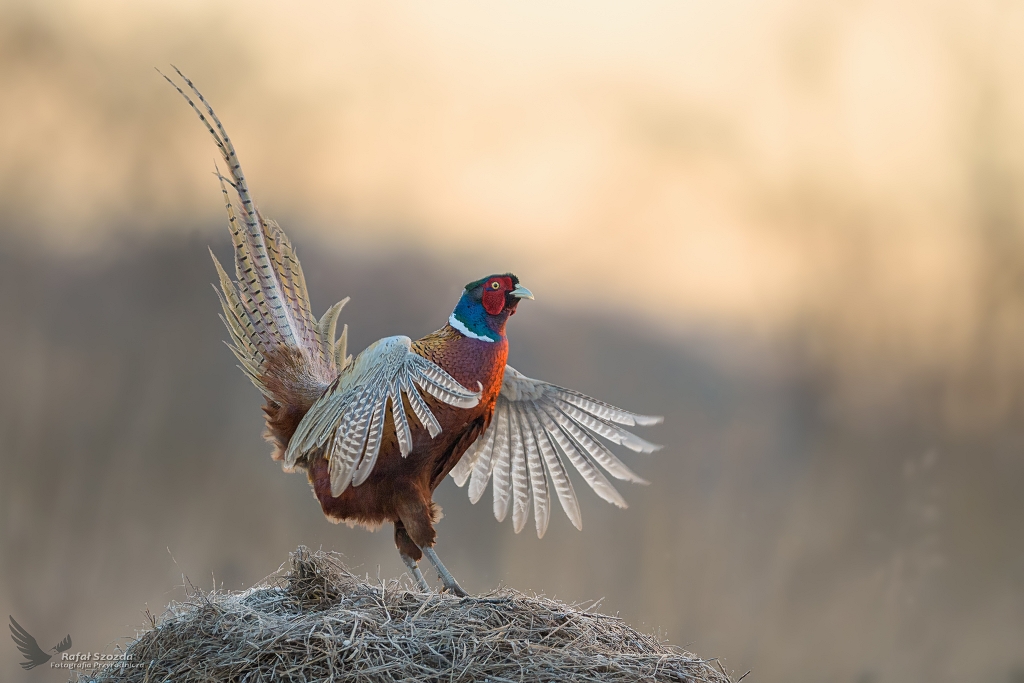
[50, 652, 141, 670]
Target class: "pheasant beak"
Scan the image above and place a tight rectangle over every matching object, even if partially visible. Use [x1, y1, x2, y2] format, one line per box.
[510, 284, 535, 300]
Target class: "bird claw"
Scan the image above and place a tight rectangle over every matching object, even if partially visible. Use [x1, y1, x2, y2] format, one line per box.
[440, 580, 470, 598]
[421, 546, 470, 597]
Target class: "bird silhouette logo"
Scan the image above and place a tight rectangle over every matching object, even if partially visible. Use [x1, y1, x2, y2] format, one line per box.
[8, 616, 72, 670]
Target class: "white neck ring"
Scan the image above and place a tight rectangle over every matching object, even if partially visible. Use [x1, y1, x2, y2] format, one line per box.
[449, 312, 497, 342]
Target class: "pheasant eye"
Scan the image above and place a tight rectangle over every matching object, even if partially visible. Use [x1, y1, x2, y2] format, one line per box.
[490, 281, 501, 290]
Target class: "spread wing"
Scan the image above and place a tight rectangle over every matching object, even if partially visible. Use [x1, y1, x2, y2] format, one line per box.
[9, 617, 52, 670]
[164, 68, 351, 459]
[450, 365, 661, 538]
[287, 336, 481, 496]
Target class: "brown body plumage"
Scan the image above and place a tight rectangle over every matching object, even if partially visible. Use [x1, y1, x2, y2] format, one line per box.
[306, 328, 509, 561]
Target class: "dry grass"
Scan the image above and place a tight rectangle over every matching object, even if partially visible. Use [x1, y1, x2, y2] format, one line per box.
[81, 546, 736, 683]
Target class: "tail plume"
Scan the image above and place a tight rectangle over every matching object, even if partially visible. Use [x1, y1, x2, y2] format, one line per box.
[163, 68, 351, 461]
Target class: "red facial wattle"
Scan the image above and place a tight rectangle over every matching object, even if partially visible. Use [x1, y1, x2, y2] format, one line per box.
[481, 277, 513, 315]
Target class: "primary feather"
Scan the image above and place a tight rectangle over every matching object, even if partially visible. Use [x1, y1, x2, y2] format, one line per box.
[450, 366, 662, 537]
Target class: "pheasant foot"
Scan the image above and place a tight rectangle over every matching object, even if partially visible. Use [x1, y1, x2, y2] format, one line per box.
[400, 552, 430, 592]
[422, 546, 469, 597]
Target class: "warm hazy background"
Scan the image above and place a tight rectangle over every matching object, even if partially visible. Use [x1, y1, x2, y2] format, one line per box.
[2, 1, 1024, 682]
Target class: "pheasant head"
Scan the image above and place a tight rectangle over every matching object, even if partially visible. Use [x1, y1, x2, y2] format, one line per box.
[449, 274, 534, 342]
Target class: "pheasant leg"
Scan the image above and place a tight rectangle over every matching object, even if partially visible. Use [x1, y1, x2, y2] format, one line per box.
[400, 552, 430, 592]
[421, 546, 469, 597]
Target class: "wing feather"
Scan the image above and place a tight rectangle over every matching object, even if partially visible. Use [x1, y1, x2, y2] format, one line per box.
[327, 416, 359, 494]
[509, 407, 530, 533]
[450, 431, 482, 487]
[351, 404, 385, 486]
[414, 361, 482, 407]
[520, 405, 551, 538]
[467, 426, 498, 503]
[554, 398, 661, 453]
[527, 409, 581, 530]
[490, 407, 513, 522]
[556, 390, 663, 426]
[389, 376, 414, 457]
[549, 403, 649, 483]
[539, 404, 628, 509]
[403, 373, 443, 437]
[285, 336, 481, 495]
[338, 392, 374, 466]
[452, 365, 660, 536]
[304, 394, 345, 449]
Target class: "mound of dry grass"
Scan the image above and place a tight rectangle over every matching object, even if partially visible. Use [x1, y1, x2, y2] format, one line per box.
[82, 547, 736, 683]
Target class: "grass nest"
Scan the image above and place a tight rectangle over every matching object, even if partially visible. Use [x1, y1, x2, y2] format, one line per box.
[82, 546, 736, 683]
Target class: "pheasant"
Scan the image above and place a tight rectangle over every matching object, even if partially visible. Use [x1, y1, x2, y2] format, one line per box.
[165, 69, 662, 596]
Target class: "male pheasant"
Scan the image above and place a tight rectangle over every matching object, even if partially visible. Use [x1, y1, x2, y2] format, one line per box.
[165, 69, 662, 595]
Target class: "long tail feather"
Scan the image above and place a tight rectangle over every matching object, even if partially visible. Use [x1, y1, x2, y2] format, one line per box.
[165, 68, 347, 461]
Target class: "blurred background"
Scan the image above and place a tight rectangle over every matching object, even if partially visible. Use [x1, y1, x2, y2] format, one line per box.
[2, 0, 1023, 681]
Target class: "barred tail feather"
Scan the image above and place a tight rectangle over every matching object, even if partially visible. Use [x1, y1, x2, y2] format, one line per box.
[165, 68, 347, 462]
